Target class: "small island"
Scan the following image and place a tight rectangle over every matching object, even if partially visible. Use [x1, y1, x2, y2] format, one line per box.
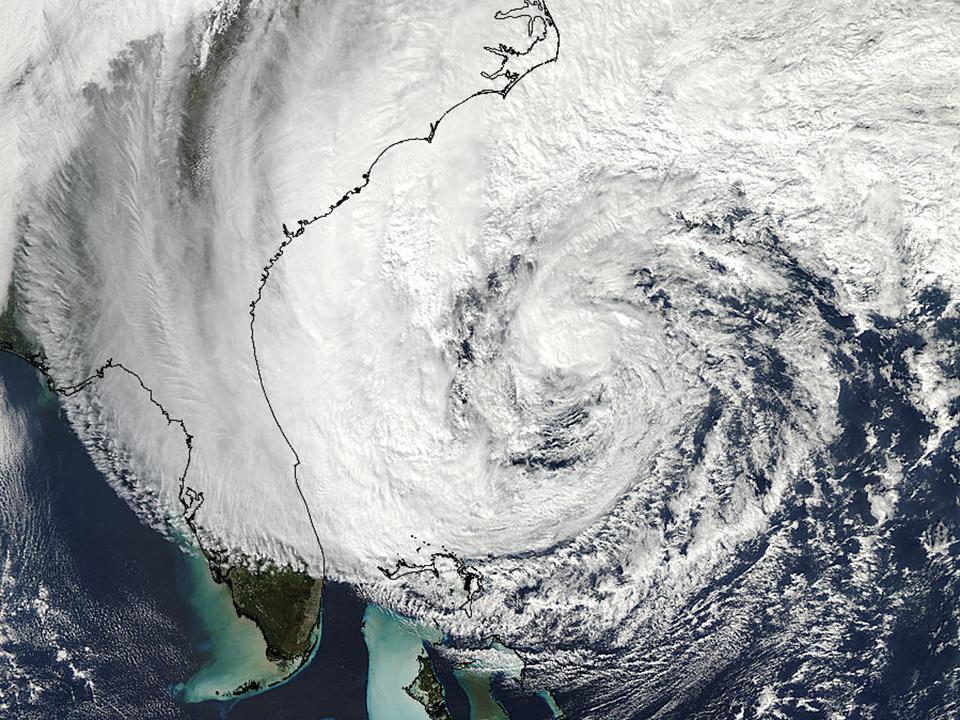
[405, 653, 453, 720]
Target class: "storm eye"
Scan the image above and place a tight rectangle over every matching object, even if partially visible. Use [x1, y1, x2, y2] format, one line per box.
[5, 0, 957, 715]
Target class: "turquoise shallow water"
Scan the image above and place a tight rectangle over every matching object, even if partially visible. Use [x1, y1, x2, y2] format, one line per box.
[186, 579, 369, 720]
[0, 353, 372, 719]
[455, 669, 509, 720]
[362, 605, 443, 720]
[1, 353, 562, 719]
[0, 354, 202, 718]
[173, 550, 318, 703]
[361, 604, 565, 720]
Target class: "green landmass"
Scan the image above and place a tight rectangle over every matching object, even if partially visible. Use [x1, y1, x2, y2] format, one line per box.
[179, 0, 252, 195]
[404, 653, 452, 720]
[220, 561, 322, 664]
[0, 283, 42, 360]
[230, 679, 262, 696]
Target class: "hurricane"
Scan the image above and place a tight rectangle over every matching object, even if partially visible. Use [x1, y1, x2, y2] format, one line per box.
[3, 0, 960, 717]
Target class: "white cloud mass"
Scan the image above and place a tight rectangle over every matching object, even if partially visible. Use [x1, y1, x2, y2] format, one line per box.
[3, 0, 960, 716]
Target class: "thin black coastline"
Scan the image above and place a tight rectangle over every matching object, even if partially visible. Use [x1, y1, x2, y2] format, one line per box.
[0, 338, 323, 697]
[0, 0, 561, 707]
[0, 347, 202, 543]
[247, 0, 561, 619]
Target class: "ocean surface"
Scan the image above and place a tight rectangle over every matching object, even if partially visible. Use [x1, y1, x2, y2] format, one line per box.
[0, 352, 561, 719]
[0, 352, 366, 718]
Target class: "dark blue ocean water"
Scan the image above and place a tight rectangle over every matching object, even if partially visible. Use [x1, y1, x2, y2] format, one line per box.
[0, 353, 561, 720]
[0, 353, 371, 719]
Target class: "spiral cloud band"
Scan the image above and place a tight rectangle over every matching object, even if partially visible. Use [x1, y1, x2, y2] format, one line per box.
[4, 0, 960, 716]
